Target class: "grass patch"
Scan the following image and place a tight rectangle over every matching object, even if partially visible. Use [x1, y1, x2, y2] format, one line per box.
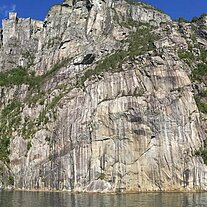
[47, 94, 64, 110]
[77, 50, 128, 87]
[198, 90, 207, 97]
[191, 63, 207, 82]
[195, 96, 207, 114]
[21, 120, 37, 139]
[8, 175, 14, 185]
[128, 24, 159, 57]
[178, 50, 195, 66]
[27, 141, 32, 151]
[195, 148, 207, 165]
[0, 136, 10, 163]
[25, 92, 45, 107]
[1, 101, 22, 117]
[199, 47, 207, 62]
[0, 58, 70, 88]
[178, 44, 207, 84]
[43, 58, 70, 80]
[95, 50, 127, 72]
[0, 67, 34, 87]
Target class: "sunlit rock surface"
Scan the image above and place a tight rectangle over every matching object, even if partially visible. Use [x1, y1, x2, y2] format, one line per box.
[0, 0, 207, 192]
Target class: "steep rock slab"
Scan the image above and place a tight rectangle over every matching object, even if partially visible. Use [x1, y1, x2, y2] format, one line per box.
[0, 0, 206, 192]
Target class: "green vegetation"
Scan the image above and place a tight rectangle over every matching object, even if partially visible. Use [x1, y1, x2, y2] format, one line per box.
[178, 43, 207, 82]
[37, 110, 49, 126]
[78, 21, 159, 86]
[119, 17, 139, 28]
[195, 149, 207, 165]
[1, 101, 22, 117]
[0, 57, 70, 162]
[0, 58, 70, 88]
[43, 58, 70, 80]
[0, 136, 10, 163]
[97, 173, 106, 180]
[178, 45, 207, 119]
[195, 96, 207, 114]
[191, 13, 207, 23]
[96, 50, 127, 71]
[191, 63, 207, 82]
[0, 101, 22, 132]
[47, 94, 64, 110]
[27, 141, 32, 151]
[78, 50, 127, 85]
[126, 0, 164, 14]
[0, 67, 36, 87]
[20, 87, 70, 140]
[176, 17, 190, 23]
[199, 47, 207, 62]
[0, 101, 23, 163]
[0, 90, 67, 161]
[21, 120, 36, 140]
[8, 175, 14, 185]
[195, 139, 207, 165]
[128, 24, 159, 57]
[0, 19, 158, 163]
[25, 92, 45, 107]
[177, 50, 195, 66]
[198, 90, 207, 97]
[38, 87, 71, 124]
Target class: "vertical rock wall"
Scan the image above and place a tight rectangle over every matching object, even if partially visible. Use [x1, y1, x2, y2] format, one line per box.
[0, 0, 207, 192]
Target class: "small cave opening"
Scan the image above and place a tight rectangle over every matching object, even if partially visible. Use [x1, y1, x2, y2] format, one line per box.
[74, 53, 96, 65]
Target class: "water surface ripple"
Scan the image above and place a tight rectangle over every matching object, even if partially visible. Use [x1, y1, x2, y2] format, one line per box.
[0, 191, 207, 207]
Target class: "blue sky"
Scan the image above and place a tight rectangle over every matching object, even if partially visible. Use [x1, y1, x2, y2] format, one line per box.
[141, 0, 207, 20]
[0, 0, 63, 27]
[0, 0, 206, 27]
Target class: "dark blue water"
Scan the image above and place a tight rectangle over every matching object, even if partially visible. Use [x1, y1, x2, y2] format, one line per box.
[0, 191, 207, 207]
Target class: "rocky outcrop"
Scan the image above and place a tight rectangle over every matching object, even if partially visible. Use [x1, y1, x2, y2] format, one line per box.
[0, 12, 42, 71]
[0, 0, 207, 192]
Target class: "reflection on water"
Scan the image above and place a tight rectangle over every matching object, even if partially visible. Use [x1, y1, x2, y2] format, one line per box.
[0, 191, 207, 207]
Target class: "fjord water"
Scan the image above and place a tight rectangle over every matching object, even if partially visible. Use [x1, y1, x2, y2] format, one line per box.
[0, 192, 207, 207]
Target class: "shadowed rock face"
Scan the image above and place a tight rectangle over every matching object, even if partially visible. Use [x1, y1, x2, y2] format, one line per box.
[0, 0, 207, 192]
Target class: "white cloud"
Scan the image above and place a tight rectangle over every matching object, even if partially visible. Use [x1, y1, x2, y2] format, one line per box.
[0, 4, 16, 17]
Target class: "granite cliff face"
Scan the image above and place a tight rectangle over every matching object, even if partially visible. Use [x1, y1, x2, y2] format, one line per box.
[0, 0, 207, 192]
